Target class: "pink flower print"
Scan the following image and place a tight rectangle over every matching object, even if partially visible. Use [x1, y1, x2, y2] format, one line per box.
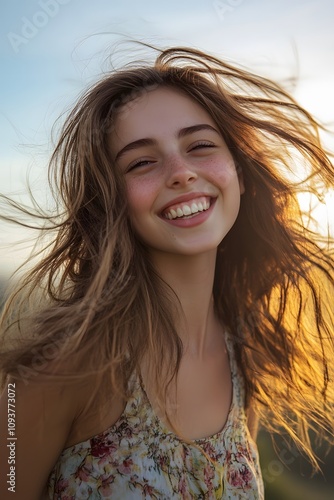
[204, 463, 215, 494]
[118, 458, 134, 475]
[54, 477, 69, 495]
[129, 477, 158, 497]
[116, 421, 133, 439]
[142, 483, 155, 496]
[200, 441, 217, 460]
[158, 453, 169, 471]
[204, 463, 215, 482]
[129, 474, 139, 487]
[227, 462, 253, 489]
[90, 435, 117, 459]
[178, 476, 193, 500]
[75, 460, 94, 482]
[236, 443, 251, 461]
[178, 476, 187, 495]
[99, 473, 115, 496]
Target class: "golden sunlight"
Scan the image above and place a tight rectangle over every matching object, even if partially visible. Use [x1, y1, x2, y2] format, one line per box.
[297, 190, 334, 237]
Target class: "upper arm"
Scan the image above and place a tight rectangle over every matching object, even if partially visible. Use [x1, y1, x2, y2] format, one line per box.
[0, 377, 78, 500]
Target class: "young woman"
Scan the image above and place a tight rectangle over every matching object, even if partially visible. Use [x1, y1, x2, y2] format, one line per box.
[0, 46, 333, 499]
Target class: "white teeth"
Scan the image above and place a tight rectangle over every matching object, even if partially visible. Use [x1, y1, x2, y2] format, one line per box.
[164, 198, 212, 220]
[191, 203, 199, 213]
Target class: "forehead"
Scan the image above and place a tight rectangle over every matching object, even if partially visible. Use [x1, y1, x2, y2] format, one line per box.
[111, 86, 216, 145]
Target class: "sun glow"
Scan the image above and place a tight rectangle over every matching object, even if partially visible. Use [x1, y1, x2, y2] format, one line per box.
[297, 190, 334, 237]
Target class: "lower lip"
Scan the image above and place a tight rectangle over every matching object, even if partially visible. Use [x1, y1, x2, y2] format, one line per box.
[161, 199, 216, 228]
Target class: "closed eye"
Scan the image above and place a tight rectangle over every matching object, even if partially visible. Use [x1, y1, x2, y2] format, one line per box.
[127, 158, 154, 171]
[190, 141, 216, 151]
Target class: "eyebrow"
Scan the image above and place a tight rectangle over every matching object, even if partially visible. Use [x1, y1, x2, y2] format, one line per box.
[114, 124, 220, 162]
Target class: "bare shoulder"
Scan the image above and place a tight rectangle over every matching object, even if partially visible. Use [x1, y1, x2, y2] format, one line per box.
[65, 374, 126, 448]
[0, 373, 83, 500]
[0, 357, 127, 499]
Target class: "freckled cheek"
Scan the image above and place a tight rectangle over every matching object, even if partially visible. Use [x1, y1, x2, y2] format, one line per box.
[207, 158, 239, 188]
[125, 179, 159, 216]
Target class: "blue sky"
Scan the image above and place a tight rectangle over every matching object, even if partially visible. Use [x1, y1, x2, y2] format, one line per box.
[1, 0, 334, 274]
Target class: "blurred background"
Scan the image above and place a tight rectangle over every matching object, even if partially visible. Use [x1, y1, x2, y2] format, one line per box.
[1, 1, 334, 497]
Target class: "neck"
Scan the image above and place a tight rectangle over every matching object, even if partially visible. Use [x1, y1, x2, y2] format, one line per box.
[150, 249, 222, 359]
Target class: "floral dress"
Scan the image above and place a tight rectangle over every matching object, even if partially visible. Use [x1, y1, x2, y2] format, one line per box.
[46, 332, 264, 499]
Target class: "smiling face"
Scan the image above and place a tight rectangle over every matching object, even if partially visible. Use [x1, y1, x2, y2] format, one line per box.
[110, 86, 244, 257]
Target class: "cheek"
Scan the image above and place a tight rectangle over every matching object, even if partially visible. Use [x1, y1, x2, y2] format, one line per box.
[125, 178, 158, 216]
[207, 156, 239, 189]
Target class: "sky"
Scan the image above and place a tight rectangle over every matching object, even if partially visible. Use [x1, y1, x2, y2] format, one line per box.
[1, 0, 334, 276]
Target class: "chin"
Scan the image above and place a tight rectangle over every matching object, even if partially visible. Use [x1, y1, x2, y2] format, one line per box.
[162, 238, 224, 257]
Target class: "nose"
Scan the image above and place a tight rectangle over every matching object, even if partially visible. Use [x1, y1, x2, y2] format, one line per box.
[165, 155, 198, 188]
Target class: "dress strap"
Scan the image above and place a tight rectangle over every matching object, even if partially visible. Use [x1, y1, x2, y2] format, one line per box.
[224, 330, 246, 410]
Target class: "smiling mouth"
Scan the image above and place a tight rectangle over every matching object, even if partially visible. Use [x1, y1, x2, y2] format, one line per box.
[162, 196, 213, 220]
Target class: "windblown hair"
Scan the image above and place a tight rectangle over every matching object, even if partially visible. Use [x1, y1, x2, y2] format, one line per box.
[1, 46, 334, 467]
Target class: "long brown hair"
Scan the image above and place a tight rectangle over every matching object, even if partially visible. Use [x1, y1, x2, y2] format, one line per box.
[1, 46, 334, 467]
